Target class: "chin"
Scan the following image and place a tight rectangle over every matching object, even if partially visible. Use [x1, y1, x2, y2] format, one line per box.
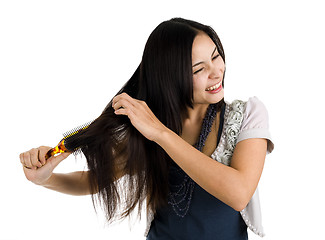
[210, 90, 224, 104]
[193, 89, 225, 105]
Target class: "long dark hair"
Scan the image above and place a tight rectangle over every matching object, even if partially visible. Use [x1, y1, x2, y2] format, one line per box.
[76, 18, 226, 222]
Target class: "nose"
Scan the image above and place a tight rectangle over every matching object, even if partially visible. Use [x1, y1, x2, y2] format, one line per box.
[208, 66, 221, 79]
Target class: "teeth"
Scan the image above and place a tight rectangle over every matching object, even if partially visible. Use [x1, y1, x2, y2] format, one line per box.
[206, 81, 222, 91]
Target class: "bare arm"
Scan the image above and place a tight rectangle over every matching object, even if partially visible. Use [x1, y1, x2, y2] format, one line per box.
[156, 129, 267, 211]
[112, 93, 267, 211]
[20, 146, 97, 196]
[41, 171, 96, 195]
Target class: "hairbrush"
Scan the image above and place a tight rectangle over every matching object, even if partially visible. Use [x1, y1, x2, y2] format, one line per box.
[45, 121, 93, 160]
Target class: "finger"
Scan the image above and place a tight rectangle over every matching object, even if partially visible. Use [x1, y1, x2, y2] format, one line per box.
[30, 148, 42, 168]
[19, 152, 24, 165]
[48, 152, 71, 169]
[38, 146, 50, 165]
[112, 94, 124, 107]
[19, 153, 30, 169]
[112, 98, 132, 111]
[112, 93, 134, 107]
[114, 108, 130, 117]
[122, 93, 144, 106]
[115, 95, 140, 110]
[22, 151, 31, 168]
[23, 164, 32, 170]
[22, 151, 35, 169]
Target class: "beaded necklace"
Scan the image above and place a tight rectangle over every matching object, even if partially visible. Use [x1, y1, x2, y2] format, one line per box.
[168, 103, 225, 217]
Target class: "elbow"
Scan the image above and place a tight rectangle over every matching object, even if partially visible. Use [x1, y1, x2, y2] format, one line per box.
[229, 190, 251, 212]
[232, 200, 248, 212]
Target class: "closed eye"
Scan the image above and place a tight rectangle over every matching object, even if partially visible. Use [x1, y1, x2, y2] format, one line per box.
[193, 68, 204, 75]
[193, 53, 220, 75]
[212, 54, 220, 60]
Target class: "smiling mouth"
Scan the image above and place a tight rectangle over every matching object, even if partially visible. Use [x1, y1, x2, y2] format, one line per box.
[205, 81, 222, 91]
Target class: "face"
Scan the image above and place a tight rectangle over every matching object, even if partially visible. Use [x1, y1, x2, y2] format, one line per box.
[191, 32, 225, 105]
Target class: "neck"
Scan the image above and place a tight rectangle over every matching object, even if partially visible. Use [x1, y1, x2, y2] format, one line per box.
[183, 103, 210, 125]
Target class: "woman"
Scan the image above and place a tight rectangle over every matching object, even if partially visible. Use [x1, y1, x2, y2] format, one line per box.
[20, 18, 274, 239]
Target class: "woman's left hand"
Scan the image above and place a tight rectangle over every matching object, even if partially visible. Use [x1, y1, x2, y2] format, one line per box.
[112, 93, 168, 142]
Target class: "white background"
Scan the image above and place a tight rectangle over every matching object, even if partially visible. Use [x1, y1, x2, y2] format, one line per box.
[1, 0, 324, 239]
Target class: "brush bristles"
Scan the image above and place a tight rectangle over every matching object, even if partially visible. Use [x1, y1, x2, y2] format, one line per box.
[63, 121, 93, 155]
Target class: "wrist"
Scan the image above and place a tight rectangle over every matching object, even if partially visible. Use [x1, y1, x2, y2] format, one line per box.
[154, 127, 174, 146]
[36, 173, 55, 187]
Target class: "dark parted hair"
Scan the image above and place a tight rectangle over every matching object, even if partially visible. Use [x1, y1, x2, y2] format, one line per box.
[76, 17, 226, 222]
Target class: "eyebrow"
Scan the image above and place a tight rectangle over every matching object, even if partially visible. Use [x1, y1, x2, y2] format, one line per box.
[192, 46, 217, 68]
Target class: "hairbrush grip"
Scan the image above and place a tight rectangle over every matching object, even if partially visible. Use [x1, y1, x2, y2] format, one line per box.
[44, 120, 92, 160]
[45, 139, 70, 160]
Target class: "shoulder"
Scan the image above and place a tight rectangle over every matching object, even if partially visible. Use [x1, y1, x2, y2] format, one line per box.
[242, 96, 269, 130]
[227, 97, 274, 153]
[226, 96, 269, 129]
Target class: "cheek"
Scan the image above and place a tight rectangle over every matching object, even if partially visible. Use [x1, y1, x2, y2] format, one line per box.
[192, 77, 203, 93]
[192, 79, 201, 100]
[192, 76, 198, 88]
[215, 58, 225, 72]
[221, 62, 226, 73]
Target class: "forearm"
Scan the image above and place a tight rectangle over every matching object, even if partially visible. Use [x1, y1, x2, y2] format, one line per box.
[156, 129, 249, 211]
[40, 171, 95, 196]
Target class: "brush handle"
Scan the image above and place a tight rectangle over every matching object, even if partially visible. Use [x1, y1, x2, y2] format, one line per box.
[45, 139, 69, 160]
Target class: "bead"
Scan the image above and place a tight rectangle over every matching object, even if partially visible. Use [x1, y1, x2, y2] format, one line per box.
[169, 101, 247, 220]
[169, 103, 221, 217]
[147, 100, 264, 237]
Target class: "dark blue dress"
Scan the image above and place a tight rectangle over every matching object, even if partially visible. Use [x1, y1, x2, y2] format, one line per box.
[146, 174, 248, 240]
[147, 104, 248, 240]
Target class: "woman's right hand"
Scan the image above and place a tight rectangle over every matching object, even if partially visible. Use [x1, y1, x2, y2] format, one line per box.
[19, 146, 70, 186]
